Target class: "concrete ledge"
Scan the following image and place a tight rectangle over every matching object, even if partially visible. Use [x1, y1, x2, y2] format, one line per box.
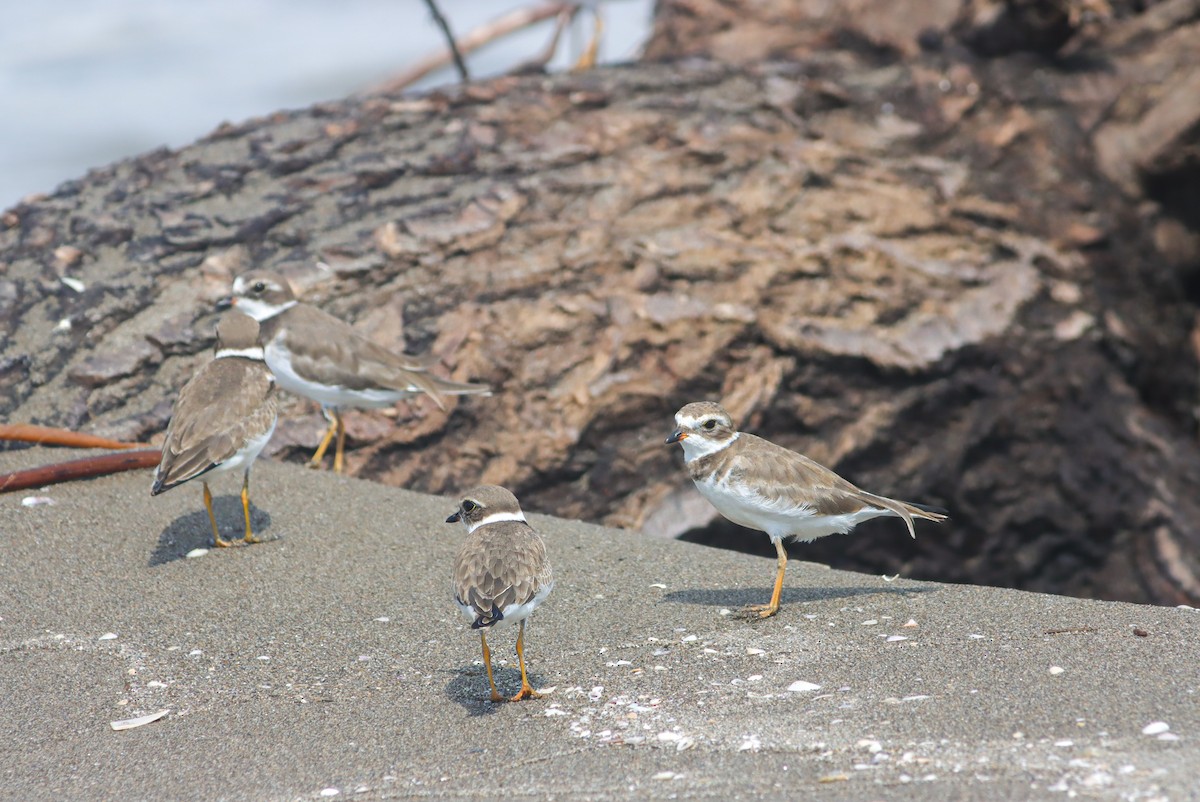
[1, 450, 1196, 799]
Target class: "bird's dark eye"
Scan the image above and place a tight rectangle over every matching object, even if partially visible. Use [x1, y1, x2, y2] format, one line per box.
[252, 281, 266, 293]
[462, 500, 478, 513]
[703, 419, 717, 430]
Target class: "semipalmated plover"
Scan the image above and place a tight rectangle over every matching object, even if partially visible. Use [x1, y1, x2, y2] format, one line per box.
[667, 401, 947, 618]
[228, 270, 491, 473]
[448, 485, 553, 702]
[152, 312, 278, 547]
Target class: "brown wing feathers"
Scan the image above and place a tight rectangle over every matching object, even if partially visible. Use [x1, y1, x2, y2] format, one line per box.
[153, 360, 276, 492]
[714, 434, 948, 536]
[453, 522, 549, 628]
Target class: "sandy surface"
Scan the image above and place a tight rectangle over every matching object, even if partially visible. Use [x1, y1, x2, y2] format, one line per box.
[1, 448, 1197, 800]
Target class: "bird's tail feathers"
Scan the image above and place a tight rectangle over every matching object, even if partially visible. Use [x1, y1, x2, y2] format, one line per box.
[396, 372, 492, 412]
[471, 603, 505, 629]
[865, 493, 949, 538]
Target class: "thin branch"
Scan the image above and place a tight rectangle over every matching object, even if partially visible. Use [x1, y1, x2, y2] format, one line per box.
[366, 2, 571, 96]
[0, 449, 162, 494]
[0, 424, 150, 450]
[420, 0, 470, 84]
[511, 6, 580, 74]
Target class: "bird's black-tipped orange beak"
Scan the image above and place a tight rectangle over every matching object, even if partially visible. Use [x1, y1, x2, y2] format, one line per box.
[215, 295, 234, 311]
[665, 428, 688, 444]
[446, 511, 461, 523]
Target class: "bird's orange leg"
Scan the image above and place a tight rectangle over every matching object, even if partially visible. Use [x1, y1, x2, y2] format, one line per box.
[747, 539, 788, 618]
[240, 471, 259, 544]
[308, 410, 337, 469]
[510, 620, 541, 701]
[480, 632, 504, 703]
[203, 482, 231, 548]
[332, 412, 347, 475]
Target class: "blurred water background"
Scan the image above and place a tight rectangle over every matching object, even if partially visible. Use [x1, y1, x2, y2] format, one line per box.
[0, 0, 653, 210]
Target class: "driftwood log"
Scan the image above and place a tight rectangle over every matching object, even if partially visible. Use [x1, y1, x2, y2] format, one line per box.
[2, 0, 1200, 605]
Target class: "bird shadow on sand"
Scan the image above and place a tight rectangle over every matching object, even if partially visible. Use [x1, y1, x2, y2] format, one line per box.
[444, 661, 550, 718]
[149, 497, 273, 566]
[663, 583, 937, 611]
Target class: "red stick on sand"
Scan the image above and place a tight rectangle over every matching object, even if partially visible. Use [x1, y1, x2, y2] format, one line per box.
[0, 424, 161, 493]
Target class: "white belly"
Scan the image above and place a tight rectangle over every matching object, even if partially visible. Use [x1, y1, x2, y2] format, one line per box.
[204, 420, 277, 479]
[695, 478, 890, 543]
[265, 342, 413, 410]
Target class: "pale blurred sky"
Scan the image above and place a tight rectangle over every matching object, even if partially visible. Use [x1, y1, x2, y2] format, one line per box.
[0, 0, 653, 209]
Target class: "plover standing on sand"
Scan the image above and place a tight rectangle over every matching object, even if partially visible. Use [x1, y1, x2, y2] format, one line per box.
[448, 485, 553, 702]
[667, 401, 946, 618]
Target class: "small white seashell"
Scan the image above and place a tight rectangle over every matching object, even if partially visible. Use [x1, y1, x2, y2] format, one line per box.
[652, 771, 677, 780]
[788, 681, 821, 692]
[746, 647, 766, 655]
[320, 789, 340, 797]
[886, 635, 908, 642]
[881, 574, 899, 582]
[256, 655, 270, 661]
[1142, 721, 1170, 735]
[649, 583, 667, 589]
[902, 619, 918, 628]
[21, 496, 55, 507]
[1055, 739, 1074, 747]
[1049, 666, 1065, 675]
[861, 619, 878, 626]
[739, 735, 761, 752]
[681, 634, 698, 642]
[60, 276, 86, 293]
[54, 318, 72, 332]
[146, 680, 167, 688]
[1157, 733, 1180, 741]
[374, 616, 389, 622]
[657, 731, 682, 742]
[719, 608, 732, 616]
[185, 548, 208, 558]
[98, 633, 118, 641]
[110, 709, 169, 731]
[747, 675, 763, 682]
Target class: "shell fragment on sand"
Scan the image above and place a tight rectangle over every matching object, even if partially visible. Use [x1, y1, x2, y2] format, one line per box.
[110, 709, 169, 731]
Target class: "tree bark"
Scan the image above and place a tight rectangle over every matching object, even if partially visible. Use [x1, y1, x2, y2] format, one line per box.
[2, 0, 1200, 605]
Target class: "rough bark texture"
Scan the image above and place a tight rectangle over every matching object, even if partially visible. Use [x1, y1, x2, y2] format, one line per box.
[3, 0, 1200, 605]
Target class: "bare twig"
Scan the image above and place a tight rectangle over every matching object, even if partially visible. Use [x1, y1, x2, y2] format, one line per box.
[0, 424, 150, 450]
[420, 0, 470, 84]
[366, 2, 572, 95]
[0, 449, 162, 494]
[511, 6, 579, 74]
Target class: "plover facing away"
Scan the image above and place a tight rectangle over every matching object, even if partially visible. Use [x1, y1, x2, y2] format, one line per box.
[152, 312, 278, 547]
[667, 401, 947, 618]
[448, 485, 553, 702]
